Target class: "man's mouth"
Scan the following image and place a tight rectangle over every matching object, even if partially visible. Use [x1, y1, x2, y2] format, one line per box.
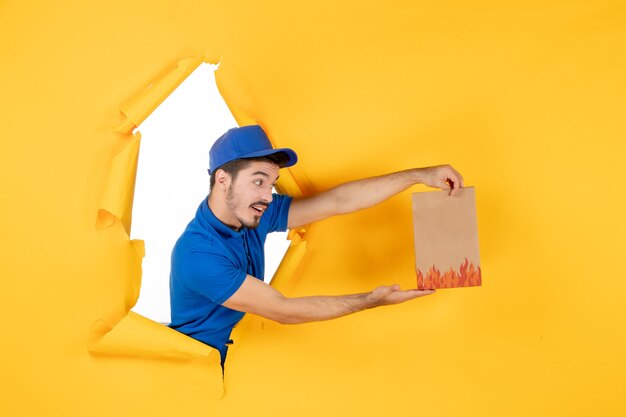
[250, 203, 268, 215]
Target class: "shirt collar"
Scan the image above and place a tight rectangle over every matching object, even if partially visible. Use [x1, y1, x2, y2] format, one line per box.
[198, 196, 244, 238]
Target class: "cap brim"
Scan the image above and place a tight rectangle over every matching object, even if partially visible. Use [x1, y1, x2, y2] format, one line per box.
[238, 147, 298, 168]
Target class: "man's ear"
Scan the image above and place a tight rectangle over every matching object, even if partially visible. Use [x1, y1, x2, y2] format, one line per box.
[214, 169, 231, 191]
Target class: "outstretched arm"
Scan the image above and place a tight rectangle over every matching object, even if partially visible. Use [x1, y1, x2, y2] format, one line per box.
[222, 275, 435, 325]
[287, 164, 463, 229]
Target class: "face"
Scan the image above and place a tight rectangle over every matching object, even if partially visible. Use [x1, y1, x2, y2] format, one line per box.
[225, 160, 280, 229]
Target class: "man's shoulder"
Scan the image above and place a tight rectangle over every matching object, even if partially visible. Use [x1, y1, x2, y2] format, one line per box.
[174, 221, 223, 255]
[171, 229, 236, 282]
[257, 193, 292, 233]
[271, 192, 291, 203]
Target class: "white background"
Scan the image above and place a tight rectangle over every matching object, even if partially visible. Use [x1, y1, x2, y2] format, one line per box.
[130, 63, 290, 323]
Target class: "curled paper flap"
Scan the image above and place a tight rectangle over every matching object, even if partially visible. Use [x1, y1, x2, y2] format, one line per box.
[267, 240, 307, 291]
[275, 167, 304, 198]
[287, 227, 307, 243]
[96, 133, 141, 234]
[130, 238, 145, 258]
[214, 58, 258, 127]
[115, 57, 204, 133]
[89, 311, 215, 360]
[126, 239, 145, 309]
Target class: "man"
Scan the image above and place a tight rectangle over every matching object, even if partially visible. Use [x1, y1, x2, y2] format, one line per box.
[169, 125, 464, 367]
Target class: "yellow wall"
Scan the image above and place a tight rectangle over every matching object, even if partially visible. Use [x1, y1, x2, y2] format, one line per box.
[1, 1, 624, 416]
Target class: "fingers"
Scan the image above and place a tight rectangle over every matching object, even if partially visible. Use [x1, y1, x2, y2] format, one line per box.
[369, 284, 400, 302]
[387, 288, 436, 304]
[444, 178, 457, 196]
[441, 165, 464, 196]
[406, 289, 436, 298]
[371, 285, 436, 306]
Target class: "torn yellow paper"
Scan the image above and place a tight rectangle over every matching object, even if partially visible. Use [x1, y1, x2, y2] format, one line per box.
[267, 240, 307, 291]
[275, 167, 303, 198]
[90, 311, 215, 360]
[1, 1, 625, 417]
[126, 238, 146, 309]
[115, 57, 205, 133]
[97, 133, 141, 234]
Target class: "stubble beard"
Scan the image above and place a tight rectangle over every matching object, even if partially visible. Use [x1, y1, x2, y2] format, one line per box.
[226, 184, 261, 229]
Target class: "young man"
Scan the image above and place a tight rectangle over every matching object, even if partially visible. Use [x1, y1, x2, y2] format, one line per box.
[169, 125, 464, 367]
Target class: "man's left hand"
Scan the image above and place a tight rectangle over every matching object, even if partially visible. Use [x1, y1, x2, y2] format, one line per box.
[418, 165, 464, 196]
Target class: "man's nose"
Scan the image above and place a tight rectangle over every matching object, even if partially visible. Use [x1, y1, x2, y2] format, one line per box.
[262, 187, 273, 204]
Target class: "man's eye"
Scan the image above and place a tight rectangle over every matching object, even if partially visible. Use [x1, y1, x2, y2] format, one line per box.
[253, 180, 262, 186]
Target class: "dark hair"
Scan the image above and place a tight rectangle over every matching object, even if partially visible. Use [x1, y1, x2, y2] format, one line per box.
[209, 152, 290, 189]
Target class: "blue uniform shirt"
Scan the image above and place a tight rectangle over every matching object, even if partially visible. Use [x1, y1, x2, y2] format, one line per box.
[169, 193, 292, 362]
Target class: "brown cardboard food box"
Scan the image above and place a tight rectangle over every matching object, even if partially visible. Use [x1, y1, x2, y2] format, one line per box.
[412, 187, 482, 289]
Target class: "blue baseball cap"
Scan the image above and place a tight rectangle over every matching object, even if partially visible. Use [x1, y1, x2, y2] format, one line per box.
[208, 125, 298, 174]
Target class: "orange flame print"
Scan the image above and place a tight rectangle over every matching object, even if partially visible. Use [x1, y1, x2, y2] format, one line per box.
[417, 258, 481, 289]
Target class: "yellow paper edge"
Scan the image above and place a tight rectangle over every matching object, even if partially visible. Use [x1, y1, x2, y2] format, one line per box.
[115, 57, 204, 133]
[96, 133, 141, 234]
[89, 311, 215, 360]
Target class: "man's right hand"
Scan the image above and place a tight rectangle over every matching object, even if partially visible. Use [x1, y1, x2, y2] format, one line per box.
[366, 284, 435, 307]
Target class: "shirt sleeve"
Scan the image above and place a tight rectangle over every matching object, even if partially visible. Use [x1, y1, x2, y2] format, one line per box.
[178, 249, 247, 305]
[263, 193, 293, 233]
